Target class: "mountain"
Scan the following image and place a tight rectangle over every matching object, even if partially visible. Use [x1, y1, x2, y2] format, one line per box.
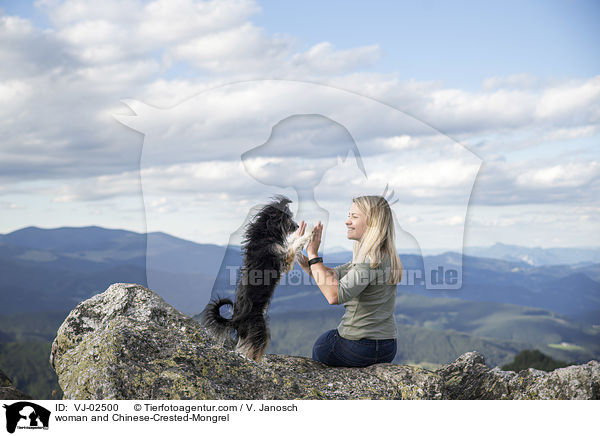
[1, 226, 599, 398]
[0, 226, 223, 314]
[464, 242, 600, 266]
[400, 252, 600, 318]
[0, 225, 225, 272]
[1, 226, 599, 318]
[238, 250, 600, 319]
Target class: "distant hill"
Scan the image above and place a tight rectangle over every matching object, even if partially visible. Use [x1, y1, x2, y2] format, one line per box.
[464, 242, 600, 266]
[1, 226, 599, 318]
[501, 349, 571, 372]
[255, 250, 600, 320]
[0, 226, 223, 314]
[400, 252, 600, 318]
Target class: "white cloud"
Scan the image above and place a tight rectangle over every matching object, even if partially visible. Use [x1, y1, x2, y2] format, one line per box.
[38, 0, 143, 26]
[467, 204, 600, 228]
[435, 215, 465, 226]
[470, 157, 600, 205]
[139, 0, 258, 44]
[385, 158, 481, 189]
[535, 76, 600, 123]
[0, 0, 598, 248]
[0, 15, 70, 79]
[0, 201, 25, 210]
[482, 73, 540, 91]
[329, 72, 600, 138]
[290, 42, 381, 74]
[169, 22, 293, 72]
[49, 170, 141, 202]
[0, 80, 33, 115]
[515, 161, 600, 188]
[423, 87, 539, 132]
[540, 125, 598, 142]
[375, 135, 414, 151]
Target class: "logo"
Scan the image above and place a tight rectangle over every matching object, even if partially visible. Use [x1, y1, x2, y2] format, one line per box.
[114, 80, 482, 301]
[3, 402, 50, 433]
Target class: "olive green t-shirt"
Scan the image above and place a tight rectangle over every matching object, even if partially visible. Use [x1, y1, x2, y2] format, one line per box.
[333, 254, 398, 340]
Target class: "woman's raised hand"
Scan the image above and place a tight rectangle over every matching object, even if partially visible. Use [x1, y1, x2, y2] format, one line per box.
[306, 221, 322, 258]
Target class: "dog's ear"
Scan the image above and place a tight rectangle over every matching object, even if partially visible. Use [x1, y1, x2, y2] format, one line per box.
[271, 194, 292, 212]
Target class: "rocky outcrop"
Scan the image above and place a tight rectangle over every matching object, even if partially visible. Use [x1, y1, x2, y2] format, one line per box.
[50, 283, 600, 400]
[0, 369, 32, 400]
[437, 350, 599, 399]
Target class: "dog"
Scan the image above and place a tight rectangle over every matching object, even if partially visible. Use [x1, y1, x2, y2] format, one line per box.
[201, 195, 315, 361]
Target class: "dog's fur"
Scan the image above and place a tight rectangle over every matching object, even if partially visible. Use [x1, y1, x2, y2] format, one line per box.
[201, 195, 314, 361]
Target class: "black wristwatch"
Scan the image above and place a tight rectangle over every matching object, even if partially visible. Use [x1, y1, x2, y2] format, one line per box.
[308, 256, 323, 266]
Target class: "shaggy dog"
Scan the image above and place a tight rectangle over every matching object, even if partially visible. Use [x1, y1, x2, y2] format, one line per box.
[201, 195, 314, 361]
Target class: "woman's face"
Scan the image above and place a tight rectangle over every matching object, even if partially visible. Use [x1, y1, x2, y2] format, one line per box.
[345, 202, 367, 241]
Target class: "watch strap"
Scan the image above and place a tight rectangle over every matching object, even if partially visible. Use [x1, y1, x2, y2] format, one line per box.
[308, 256, 323, 266]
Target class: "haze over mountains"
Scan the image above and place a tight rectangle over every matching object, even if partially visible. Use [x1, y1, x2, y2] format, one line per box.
[463, 243, 600, 267]
[1, 226, 599, 319]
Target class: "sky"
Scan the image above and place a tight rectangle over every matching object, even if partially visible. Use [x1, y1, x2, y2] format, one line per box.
[0, 0, 599, 252]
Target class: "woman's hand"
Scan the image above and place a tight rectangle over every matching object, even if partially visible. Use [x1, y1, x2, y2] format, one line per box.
[306, 220, 322, 258]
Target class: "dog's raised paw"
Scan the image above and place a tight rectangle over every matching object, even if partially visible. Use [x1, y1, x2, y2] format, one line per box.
[298, 224, 315, 248]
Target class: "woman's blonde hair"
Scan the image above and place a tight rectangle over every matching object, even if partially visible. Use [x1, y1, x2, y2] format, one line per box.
[351, 195, 403, 284]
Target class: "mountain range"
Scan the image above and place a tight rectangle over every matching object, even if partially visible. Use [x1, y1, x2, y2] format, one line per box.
[463, 242, 600, 266]
[1, 225, 599, 398]
[1, 226, 598, 320]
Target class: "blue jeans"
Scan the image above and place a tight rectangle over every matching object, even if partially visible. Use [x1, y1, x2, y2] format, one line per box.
[312, 329, 397, 367]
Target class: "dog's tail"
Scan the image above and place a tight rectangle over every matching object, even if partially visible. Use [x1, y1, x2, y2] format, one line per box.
[201, 298, 236, 340]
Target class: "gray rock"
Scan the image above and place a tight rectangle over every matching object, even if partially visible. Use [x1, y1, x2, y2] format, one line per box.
[50, 283, 599, 400]
[0, 369, 32, 400]
[438, 351, 599, 399]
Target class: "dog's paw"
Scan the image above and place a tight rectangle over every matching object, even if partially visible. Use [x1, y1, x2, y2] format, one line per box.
[296, 224, 315, 250]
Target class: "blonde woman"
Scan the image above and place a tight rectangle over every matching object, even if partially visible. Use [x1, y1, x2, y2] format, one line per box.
[296, 195, 403, 367]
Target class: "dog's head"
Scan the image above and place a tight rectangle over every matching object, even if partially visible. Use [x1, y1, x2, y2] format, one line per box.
[245, 195, 298, 242]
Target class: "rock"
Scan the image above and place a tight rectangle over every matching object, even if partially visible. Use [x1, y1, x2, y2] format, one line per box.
[50, 283, 600, 400]
[438, 351, 600, 399]
[0, 369, 32, 400]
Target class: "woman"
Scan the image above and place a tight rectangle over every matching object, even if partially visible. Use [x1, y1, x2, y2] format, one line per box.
[296, 195, 403, 367]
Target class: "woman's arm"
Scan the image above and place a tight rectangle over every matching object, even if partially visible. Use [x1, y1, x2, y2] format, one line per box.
[309, 260, 339, 304]
[297, 252, 335, 278]
[296, 253, 312, 277]
[306, 221, 339, 305]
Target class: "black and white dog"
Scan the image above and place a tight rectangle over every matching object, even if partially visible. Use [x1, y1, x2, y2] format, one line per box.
[202, 195, 314, 361]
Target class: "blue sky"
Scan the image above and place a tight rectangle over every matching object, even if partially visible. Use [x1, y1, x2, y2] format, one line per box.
[253, 0, 600, 90]
[4, 0, 597, 88]
[0, 0, 598, 250]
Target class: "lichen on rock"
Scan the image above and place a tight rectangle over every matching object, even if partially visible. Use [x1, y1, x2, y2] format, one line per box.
[49, 283, 600, 400]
